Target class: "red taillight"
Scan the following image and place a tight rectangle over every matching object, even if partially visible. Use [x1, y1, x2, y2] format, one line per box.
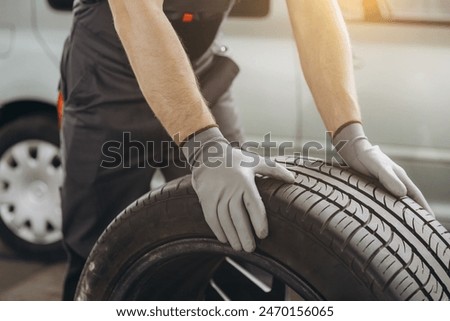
[57, 91, 64, 128]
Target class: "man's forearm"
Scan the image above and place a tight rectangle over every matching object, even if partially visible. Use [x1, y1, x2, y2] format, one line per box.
[286, 0, 361, 134]
[108, 0, 216, 143]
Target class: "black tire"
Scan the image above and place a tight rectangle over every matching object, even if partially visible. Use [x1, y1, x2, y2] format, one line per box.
[76, 157, 450, 300]
[0, 113, 65, 261]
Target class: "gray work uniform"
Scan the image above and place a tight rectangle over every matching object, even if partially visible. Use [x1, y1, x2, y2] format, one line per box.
[59, 0, 243, 299]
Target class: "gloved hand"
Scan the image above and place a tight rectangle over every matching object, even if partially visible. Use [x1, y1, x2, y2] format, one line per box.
[333, 122, 434, 215]
[182, 127, 296, 252]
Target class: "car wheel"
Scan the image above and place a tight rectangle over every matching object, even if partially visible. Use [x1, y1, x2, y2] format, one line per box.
[0, 113, 65, 261]
[76, 157, 450, 300]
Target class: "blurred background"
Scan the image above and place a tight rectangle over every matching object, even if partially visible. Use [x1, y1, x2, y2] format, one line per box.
[0, 0, 448, 300]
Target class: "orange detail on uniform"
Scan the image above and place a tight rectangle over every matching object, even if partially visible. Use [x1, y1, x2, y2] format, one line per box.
[182, 12, 194, 23]
[57, 91, 64, 128]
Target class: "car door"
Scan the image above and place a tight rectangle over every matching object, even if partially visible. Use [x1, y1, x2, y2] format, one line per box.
[33, 0, 72, 66]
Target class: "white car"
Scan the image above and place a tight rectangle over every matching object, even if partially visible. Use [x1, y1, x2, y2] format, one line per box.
[0, 0, 71, 259]
[0, 0, 448, 259]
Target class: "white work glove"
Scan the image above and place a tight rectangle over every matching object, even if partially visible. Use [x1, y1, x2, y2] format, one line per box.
[334, 123, 434, 215]
[182, 127, 295, 252]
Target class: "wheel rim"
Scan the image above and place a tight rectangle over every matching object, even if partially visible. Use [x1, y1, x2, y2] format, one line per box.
[0, 140, 63, 245]
[107, 239, 323, 300]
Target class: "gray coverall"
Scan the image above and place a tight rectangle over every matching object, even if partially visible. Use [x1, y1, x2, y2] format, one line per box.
[60, 0, 243, 299]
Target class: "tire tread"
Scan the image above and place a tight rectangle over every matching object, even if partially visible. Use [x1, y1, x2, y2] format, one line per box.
[274, 157, 450, 300]
[80, 157, 450, 300]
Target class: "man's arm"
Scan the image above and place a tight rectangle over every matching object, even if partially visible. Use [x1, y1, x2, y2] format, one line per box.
[108, 0, 215, 143]
[286, 0, 360, 134]
[107, 0, 295, 251]
[285, 0, 433, 214]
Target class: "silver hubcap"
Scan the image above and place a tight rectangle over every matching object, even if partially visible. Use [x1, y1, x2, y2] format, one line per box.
[0, 140, 63, 244]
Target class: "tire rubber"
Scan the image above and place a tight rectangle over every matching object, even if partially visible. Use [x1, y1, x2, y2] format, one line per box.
[76, 156, 450, 300]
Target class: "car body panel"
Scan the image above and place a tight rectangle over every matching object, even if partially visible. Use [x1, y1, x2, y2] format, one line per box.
[34, 0, 72, 65]
[0, 0, 67, 107]
[0, 23, 14, 58]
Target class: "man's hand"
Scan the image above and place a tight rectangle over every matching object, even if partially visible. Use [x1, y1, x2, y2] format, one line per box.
[334, 123, 434, 215]
[182, 128, 295, 252]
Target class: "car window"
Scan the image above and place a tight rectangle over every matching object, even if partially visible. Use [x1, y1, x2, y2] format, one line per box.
[338, 0, 450, 24]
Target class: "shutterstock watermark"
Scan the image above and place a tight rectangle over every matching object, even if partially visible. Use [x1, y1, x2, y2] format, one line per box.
[100, 132, 348, 169]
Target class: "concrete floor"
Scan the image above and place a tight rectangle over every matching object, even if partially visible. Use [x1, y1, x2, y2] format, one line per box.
[0, 240, 66, 301]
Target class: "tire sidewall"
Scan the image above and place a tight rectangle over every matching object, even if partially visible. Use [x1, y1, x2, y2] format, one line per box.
[77, 165, 450, 301]
[78, 182, 377, 300]
[0, 113, 60, 151]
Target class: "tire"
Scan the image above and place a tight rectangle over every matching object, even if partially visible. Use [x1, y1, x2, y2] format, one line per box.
[76, 156, 450, 300]
[0, 113, 65, 261]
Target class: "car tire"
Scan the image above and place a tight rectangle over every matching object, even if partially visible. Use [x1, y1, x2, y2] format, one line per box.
[76, 157, 450, 300]
[0, 112, 65, 261]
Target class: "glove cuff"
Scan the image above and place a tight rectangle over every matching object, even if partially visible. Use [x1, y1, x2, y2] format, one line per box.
[333, 122, 365, 145]
[181, 127, 229, 167]
[333, 120, 362, 139]
[333, 122, 372, 164]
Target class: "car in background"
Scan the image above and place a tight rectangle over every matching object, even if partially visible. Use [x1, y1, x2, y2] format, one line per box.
[0, 0, 448, 260]
[222, 0, 450, 229]
[0, 0, 72, 259]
